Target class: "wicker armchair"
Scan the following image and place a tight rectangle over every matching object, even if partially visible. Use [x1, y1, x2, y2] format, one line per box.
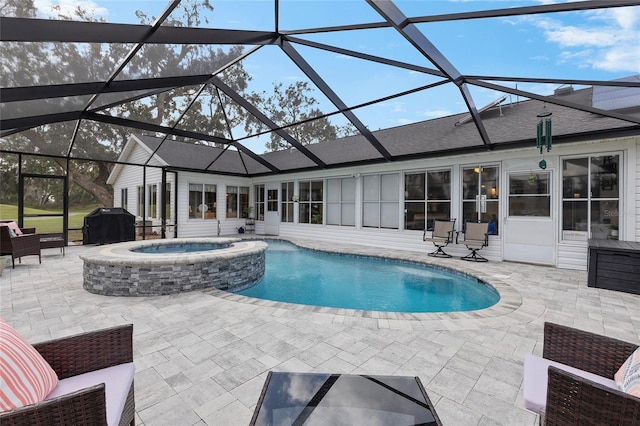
[0, 224, 41, 268]
[0, 324, 135, 426]
[541, 322, 639, 426]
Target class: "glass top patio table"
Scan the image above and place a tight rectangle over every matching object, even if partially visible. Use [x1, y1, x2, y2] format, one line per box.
[250, 371, 442, 426]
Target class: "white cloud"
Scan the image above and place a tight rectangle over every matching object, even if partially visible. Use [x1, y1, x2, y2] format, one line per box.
[393, 118, 414, 126]
[544, 25, 616, 48]
[590, 6, 638, 31]
[530, 55, 550, 61]
[422, 109, 452, 118]
[594, 46, 640, 72]
[34, 0, 108, 19]
[522, 6, 640, 73]
[392, 102, 405, 113]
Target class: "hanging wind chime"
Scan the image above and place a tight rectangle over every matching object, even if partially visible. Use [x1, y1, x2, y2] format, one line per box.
[536, 105, 552, 169]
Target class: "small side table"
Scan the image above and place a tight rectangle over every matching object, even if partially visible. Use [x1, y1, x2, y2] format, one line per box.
[250, 372, 441, 425]
[40, 234, 65, 256]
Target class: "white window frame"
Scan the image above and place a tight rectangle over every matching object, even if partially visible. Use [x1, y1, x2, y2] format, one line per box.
[281, 181, 295, 223]
[254, 184, 265, 221]
[403, 169, 451, 231]
[326, 177, 356, 226]
[362, 173, 400, 229]
[507, 171, 551, 217]
[299, 180, 324, 224]
[147, 183, 157, 219]
[121, 188, 128, 211]
[561, 153, 621, 242]
[189, 183, 217, 220]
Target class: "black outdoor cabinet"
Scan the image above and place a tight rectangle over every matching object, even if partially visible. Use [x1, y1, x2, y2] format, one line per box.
[83, 207, 135, 245]
[588, 239, 640, 295]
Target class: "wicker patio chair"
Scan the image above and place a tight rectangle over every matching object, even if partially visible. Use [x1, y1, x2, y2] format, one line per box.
[540, 322, 639, 426]
[0, 324, 135, 426]
[0, 223, 41, 268]
[423, 219, 456, 258]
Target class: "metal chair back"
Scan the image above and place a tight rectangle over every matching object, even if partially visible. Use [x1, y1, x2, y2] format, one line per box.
[432, 219, 455, 240]
[465, 221, 489, 242]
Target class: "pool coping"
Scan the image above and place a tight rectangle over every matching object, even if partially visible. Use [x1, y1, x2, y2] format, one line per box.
[79, 238, 268, 266]
[207, 237, 531, 325]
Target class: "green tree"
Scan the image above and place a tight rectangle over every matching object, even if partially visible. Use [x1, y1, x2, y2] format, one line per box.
[0, 154, 19, 204]
[1, 0, 252, 206]
[1, 0, 353, 205]
[248, 82, 356, 152]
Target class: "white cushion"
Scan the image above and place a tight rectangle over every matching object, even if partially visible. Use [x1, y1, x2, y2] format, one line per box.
[523, 354, 618, 414]
[46, 362, 134, 426]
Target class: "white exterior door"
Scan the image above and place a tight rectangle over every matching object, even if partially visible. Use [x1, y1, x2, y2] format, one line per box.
[264, 183, 280, 235]
[503, 170, 556, 265]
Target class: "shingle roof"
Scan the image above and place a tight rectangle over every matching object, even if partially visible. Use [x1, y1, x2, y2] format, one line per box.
[136, 87, 640, 176]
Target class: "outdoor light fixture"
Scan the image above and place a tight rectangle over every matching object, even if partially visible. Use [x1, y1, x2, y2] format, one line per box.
[536, 105, 553, 169]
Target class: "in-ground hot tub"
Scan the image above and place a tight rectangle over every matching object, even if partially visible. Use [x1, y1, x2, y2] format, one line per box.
[80, 238, 268, 296]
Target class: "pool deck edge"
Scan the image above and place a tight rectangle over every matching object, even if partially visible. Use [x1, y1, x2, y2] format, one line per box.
[207, 236, 535, 329]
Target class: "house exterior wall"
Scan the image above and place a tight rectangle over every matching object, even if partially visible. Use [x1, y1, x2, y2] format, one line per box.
[110, 142, 175, 236]
[176, 171, 253, 238]
[554, 136, 637, 269]
[111, 135, 639, 271]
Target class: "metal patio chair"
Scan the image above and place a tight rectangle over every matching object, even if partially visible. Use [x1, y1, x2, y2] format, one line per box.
[459, 221, 489, 262]
[423, 219, 456, 258]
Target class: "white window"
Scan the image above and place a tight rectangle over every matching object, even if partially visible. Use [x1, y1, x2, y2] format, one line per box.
[164, 183, 171, 220]
[363, 173, 399, 229]
[189, 183, 216, 220]
[326, 177, 355, 226]
[508, 172, 550, 217]
[136, 186, 144, 217]
[562, 154, 620, 241]
[299, 180, 323, 224]
[404, 170, 451, 231]
[254, 184, 265, 221]
[147, 184, 157, 219]
[226, 186, 250, 219]
[281, 182, 294, 223]
[462, 165, 499, 234]
[121, 188, 128, 211]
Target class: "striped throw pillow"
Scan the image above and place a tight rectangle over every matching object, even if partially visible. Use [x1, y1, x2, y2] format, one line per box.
[0, 318, 59, 411]
[615, 347, 640, 398]
[4, 222, 22, 236]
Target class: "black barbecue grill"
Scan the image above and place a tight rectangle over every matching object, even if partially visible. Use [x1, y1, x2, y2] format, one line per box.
[82, 207, 135, 245]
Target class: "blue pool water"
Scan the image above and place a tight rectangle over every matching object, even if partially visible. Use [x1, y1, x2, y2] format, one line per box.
[234, 241, 499, 313]
[131, 242, 229, 254]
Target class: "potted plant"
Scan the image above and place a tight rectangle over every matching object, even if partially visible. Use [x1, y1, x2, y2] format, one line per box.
[311, 213, 323, 224]
[243, 206, 254, 219]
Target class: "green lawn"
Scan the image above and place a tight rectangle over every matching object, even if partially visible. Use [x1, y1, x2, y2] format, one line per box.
[0, 204, 101, 240]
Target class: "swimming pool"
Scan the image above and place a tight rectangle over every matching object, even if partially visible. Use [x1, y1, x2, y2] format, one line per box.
[234, 240, 499, 313]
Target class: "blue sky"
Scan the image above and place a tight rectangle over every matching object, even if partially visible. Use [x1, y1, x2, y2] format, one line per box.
[32, 0, 640, 153]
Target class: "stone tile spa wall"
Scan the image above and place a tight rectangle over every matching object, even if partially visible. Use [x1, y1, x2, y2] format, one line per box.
[80, 238, 267, 296]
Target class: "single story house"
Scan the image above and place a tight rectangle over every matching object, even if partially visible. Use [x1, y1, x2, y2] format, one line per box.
[107, 83, 640, 270]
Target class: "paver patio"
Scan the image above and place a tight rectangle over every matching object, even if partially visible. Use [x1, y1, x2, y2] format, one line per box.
[1, 238, 638, 425]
